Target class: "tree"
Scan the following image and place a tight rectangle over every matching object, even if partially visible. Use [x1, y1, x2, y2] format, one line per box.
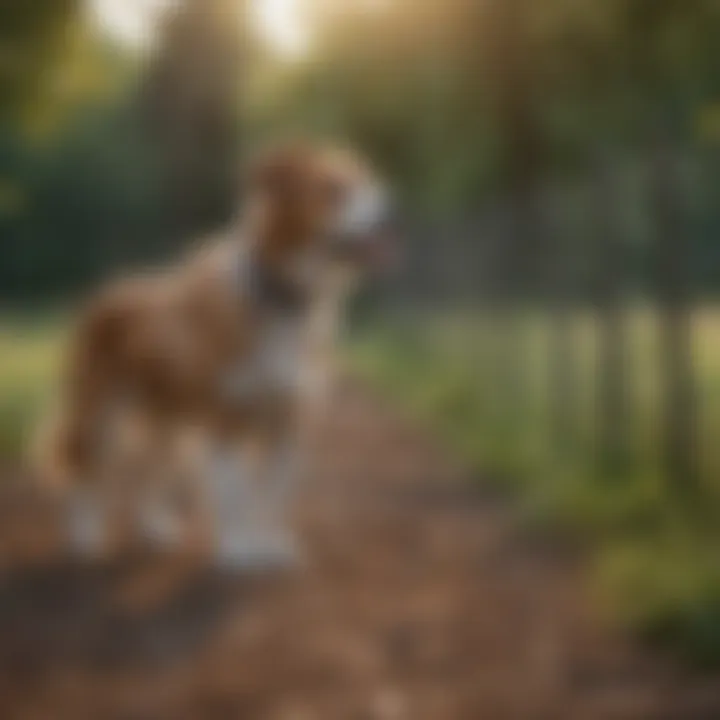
[0, 1, 80, 120]
[140, 0, 246, 243]
[482, 0, 550, 453]
[592, 155, 631, 477]
[622, 0, 720, 491]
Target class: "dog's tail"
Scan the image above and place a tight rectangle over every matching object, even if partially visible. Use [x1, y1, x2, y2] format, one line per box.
[31, 305, 121, 490]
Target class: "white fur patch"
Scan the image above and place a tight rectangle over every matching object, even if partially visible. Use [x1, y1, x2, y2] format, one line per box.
[337, 182, 387, 238]
[222, 316, 305, 400]
[68, 490, 105, 556]
[208, 445, 300, 568]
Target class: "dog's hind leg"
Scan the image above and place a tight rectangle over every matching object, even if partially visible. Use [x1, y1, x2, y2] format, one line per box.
[67, 448, 145, 559]
[70, 408, 165, 559]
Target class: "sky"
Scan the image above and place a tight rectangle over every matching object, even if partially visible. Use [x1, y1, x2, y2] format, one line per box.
[89, 0, 309, 57]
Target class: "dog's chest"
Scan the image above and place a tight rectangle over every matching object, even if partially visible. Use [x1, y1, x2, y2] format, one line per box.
[221, 316, 307, 401]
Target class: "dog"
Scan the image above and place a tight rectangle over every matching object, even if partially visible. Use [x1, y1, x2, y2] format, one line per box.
[33, 141, 391, 566]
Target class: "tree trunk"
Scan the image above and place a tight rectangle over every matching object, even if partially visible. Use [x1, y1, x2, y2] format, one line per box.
[649, 127, 698, 492]
[543, 183, 578, 456]
[594, 156, 630, 478]
[485, 0, 546, 448]
[549, 296, 576, 453]
[141, 0, 245, 244]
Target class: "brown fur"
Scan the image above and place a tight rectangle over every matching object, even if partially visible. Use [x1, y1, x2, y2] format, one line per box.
[33, 143, 380, 513]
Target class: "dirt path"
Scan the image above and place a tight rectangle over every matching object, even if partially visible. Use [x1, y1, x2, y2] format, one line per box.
[0, 382, 718, 719]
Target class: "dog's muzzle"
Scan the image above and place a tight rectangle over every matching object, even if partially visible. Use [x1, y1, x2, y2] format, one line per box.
[330, 182, 399, 271]
[330, 217, 399, 273]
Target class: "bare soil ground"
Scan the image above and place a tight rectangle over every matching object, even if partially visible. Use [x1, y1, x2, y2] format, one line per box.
[0, 382, 718, 719]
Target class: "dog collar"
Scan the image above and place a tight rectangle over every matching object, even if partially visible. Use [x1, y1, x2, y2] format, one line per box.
[237, 248, 310, 316]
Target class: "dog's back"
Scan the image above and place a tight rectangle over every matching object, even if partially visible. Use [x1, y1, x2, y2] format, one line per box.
[32, 239, 253, 488]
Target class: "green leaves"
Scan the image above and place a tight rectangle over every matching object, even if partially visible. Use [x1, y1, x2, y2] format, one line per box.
[0, 0, 80, 121]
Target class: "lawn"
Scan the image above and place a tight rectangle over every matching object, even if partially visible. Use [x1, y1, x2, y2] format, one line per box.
[0, 315, 65, 461]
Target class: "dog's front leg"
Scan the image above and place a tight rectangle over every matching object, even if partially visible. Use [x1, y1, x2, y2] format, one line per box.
[253, 428, 305, 566]
[208, 432, 304, 569]
[207, 443, 259, 567]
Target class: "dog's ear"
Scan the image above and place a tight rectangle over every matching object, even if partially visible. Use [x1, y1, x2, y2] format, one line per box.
[244, 143, 320, 255]
[246, 144, 310, 202]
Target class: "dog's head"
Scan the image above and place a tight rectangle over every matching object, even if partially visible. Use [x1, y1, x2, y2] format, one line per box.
[246, 141, 393, 296]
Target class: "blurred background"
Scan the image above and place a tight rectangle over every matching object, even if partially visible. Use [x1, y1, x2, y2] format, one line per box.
[2, 0, 720, 715]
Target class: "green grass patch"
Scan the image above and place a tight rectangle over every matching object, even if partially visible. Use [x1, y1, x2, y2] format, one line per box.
[0, 317, 65, 460]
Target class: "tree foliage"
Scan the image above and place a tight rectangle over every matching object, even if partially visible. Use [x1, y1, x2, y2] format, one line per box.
[0, 0, 81, 121]
[2, 0, 720, 299]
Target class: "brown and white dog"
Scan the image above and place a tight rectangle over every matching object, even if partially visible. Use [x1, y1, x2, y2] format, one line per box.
[33, 141, 390, 566]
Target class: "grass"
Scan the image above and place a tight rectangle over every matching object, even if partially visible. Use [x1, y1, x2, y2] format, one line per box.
[349, 305, 720, 666]
[0, 315, 65, 461]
